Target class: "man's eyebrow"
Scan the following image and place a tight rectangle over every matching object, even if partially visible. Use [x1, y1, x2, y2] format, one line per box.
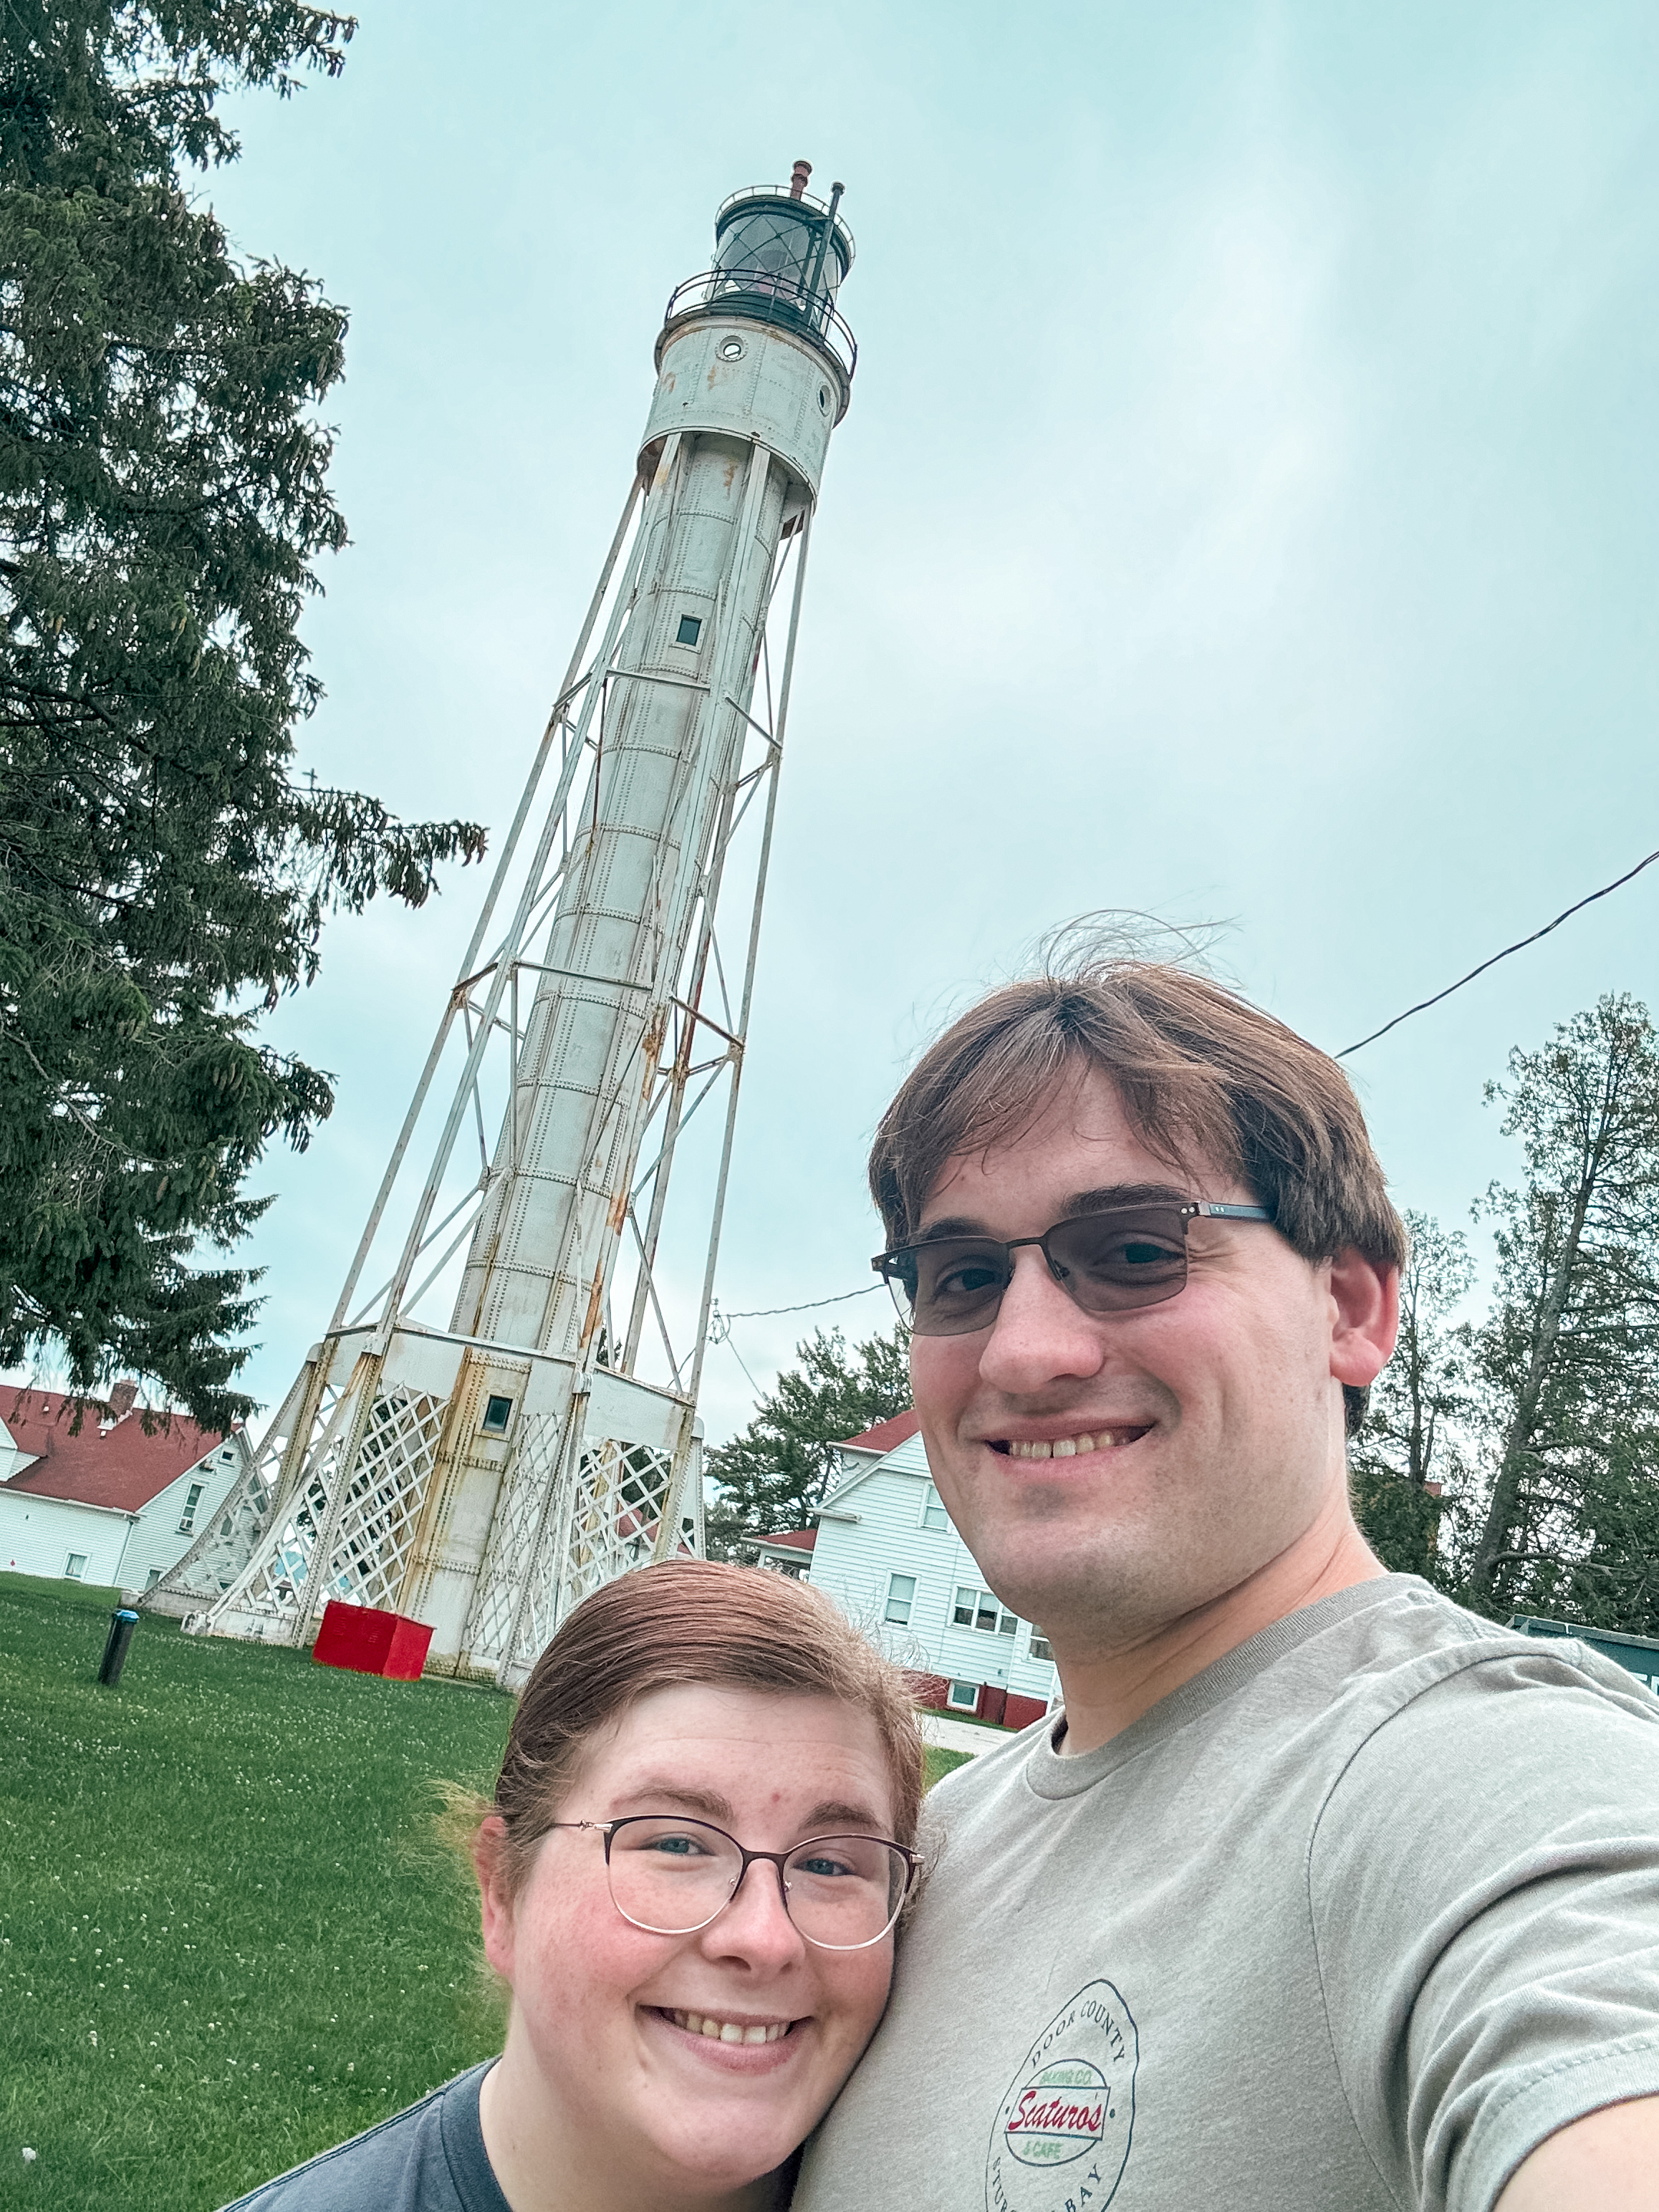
[1058, 1182, 1191, 1218]
[911, 1214, 991, 1242]
[915, 1184, 1193, 1240]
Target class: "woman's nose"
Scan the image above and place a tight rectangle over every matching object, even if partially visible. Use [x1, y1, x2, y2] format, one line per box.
[703, 1857, 806, 1967]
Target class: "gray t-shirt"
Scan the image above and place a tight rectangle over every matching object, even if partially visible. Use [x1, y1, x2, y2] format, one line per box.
[794, 1577, 1659, 2212]
[221, 2062, 507, 2211]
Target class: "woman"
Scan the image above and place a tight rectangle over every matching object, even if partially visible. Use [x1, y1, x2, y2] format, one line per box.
[226, 1558, 925, 2212]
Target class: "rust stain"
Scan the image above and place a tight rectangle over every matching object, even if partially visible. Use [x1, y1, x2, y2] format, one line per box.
[640, 1008, 668, 1091]
[723, 458, 738, 491]
[606, 1181, 629, 1234]
[578, 1266, 607, 1348]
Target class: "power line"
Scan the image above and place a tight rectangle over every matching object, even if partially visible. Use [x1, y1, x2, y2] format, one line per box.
[713, 1282, 885, 1322]
[1338, 845, 1659, 1058]
[709, 843, 1659, 1358]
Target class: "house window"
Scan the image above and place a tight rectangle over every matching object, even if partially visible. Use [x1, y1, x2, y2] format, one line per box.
[1030, 1630, 1054, 1663]
[64, 1552, 87, 1580]
[884, 1573, 916, 1626]
[675, 614, 703, 647]
[145, 1567, 163, 1590]
[178, 1481, 206, 1534]
[953, 1585, 1017, 1635]
[920, 1484, 948, 1531]
[946, 1679, 979, 1711]
[220, 1448, 236, 1463]
[481, 1395, 514, 1437]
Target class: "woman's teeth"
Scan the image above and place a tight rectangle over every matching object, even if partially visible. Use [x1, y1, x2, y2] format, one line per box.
[1006, 1433, 1125, 1459]
[670, 2010, 791, 2045]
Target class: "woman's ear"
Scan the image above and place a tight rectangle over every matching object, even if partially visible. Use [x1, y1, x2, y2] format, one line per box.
[474, 1814, 516, 1982]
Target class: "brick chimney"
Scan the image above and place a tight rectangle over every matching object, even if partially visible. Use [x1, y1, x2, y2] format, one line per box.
[107, 1378, 139, 1420]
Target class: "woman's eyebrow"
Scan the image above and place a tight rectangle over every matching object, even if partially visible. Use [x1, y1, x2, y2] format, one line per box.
[613, 1784, 735, 1822]
[804, 1801, 886, 1834]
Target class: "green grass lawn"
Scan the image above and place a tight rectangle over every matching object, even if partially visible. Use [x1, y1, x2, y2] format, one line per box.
[0, 1572, 511, 2209]
[1, 1573, 973, 2208]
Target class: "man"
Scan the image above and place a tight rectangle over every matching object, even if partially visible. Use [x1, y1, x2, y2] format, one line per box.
[794, 961, 1659, 2212]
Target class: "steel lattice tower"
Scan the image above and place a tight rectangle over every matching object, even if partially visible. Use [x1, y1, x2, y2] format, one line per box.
[150, 163, 856, 1686]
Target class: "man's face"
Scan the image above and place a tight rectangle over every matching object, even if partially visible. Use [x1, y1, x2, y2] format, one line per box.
[908, 1068, 1368, 1653]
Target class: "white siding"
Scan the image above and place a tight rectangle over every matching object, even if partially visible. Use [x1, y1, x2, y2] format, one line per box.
[0, 1491, 133, 1585]
[117, 1443, 247, 1590]
[810, 1433, 1056, 1702]
[0, 1436, 248, 1590]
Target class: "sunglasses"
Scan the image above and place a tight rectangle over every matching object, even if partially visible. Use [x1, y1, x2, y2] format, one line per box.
[872, 1201, 1275, 1338]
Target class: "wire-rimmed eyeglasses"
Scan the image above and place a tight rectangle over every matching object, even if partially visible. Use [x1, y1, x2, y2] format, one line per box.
[548, 1815, 920, 1950]
[873, 1200, 1276, 1338]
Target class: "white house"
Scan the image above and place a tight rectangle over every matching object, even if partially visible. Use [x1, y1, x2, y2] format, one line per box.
[0, 1381, 251, 1592]
[798, 1413, 1057, 1726]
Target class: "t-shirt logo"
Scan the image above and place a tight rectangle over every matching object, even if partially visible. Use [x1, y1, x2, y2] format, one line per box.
[986, 1980, 1138, 2212]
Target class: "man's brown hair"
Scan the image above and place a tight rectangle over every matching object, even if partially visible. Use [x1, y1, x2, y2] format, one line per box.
[868, 960, 1406, 1436]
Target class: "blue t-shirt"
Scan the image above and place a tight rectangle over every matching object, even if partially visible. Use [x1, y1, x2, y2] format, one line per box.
[221, 2062, 509, 2211]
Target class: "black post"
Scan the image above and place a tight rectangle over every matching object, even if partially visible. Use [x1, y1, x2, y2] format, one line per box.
[97, 1607, 139, 1688]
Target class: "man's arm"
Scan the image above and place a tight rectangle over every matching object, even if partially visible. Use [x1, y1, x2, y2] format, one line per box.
[1494, 2095, 1659, 2210]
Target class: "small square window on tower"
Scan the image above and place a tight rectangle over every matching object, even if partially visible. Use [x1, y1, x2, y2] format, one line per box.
[675, 614, 702, 647]
[481, 1394, 515, 1437]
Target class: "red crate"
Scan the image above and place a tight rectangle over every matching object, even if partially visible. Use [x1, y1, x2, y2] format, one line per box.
[312, 1600, 434, 1681]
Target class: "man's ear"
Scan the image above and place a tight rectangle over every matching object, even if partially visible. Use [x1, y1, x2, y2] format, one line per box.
[474, 1814, 516, 1981]
[1327, 1251, 1399, 1388]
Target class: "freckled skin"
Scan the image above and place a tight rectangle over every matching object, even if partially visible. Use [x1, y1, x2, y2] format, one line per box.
[475, 1685, 897, 2212]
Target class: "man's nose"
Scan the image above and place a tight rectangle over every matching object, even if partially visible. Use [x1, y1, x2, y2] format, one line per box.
[702, 1857, 807, 1970]
[976, 1247, 1107, 1394]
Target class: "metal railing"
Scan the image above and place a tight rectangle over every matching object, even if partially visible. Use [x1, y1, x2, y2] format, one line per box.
[660, 268, 857, 382]
[714, 185, 857, 266]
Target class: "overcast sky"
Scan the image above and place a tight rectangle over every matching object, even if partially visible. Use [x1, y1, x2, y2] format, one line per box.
[185, 0, 1659, 1447]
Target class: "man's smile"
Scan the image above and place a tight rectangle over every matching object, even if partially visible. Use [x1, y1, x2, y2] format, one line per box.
[989, 1425, 1156, 1458]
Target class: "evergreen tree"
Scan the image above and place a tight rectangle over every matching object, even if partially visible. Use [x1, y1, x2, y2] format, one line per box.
[1350, 1209, 1475, 1579]
[703, 1321, 912, 1562]
[1465, 996, 1659, 1618]
[0, 3, 486, 1426]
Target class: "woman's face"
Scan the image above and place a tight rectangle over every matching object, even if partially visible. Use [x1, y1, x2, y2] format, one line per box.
[479, 1684, 900, 2206]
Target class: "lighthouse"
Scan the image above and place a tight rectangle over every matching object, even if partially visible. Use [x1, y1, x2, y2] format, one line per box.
[152, 164, 857, 1684]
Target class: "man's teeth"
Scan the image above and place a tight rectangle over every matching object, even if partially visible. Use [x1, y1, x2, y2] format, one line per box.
[1006, 1433, 1130, 1460]
[670, 2010, 791, 2045]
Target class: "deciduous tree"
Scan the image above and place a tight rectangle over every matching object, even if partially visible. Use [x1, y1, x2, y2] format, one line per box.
[703, 1321, 911, 1562]
[1465, 996, 1659, 1617]
[1350, 1209, 1474, 1578]
[0, 3, 485, 1425]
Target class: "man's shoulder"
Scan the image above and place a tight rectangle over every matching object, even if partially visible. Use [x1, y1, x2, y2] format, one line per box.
[1317, 1579, 1659, 1742]
[219, 2064, 499, 2212]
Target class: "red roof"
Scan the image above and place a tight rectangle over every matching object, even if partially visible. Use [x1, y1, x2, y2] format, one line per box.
[837, 1408, 920, 1455]
[757, 1528, 817, 1554]
[0, 1388, 229, 1513]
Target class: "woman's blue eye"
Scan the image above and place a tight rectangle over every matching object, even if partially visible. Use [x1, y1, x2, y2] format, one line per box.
[795, 1853, 852, 1878]
[645, 1834, 703, 1857]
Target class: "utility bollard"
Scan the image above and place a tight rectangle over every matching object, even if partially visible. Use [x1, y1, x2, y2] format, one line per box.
[97, 1607, 139, 1688]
